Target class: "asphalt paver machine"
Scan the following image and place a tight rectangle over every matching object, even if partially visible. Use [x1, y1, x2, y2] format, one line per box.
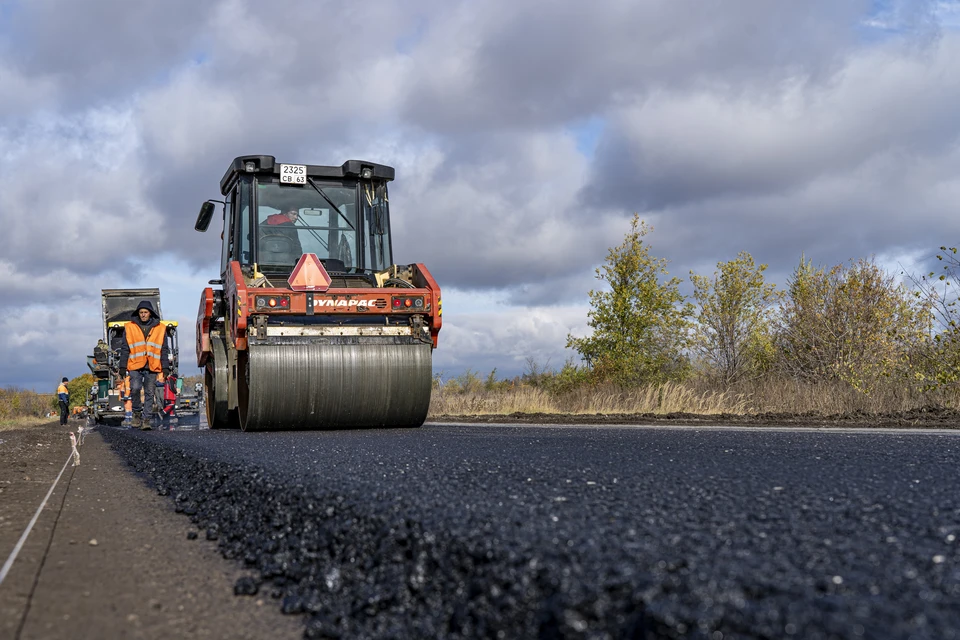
[87, 288, 181, 425]
[195, 156, 442, 431]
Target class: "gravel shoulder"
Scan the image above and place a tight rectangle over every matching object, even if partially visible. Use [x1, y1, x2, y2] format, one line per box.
[0, 421, 302, 640]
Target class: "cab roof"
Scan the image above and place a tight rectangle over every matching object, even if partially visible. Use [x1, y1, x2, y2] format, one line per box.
[220, 155, 395, 195]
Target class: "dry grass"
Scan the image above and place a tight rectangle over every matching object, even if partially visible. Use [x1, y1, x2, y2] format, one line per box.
[428, 375, 958, 417]
[710, 376, 960, 414]
[0, 416, 52, 432]
[0, 387, 55, 428]
[430, 387, 554, 416]
[430, 382, 749, 416]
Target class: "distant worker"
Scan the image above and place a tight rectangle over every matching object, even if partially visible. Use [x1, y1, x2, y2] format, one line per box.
[262, 208, 303, 257]
[118, 301, 170, 430]
[57, 377, 69, 426]
[160, 374, 179, 429]
[93, 338, 108, 364]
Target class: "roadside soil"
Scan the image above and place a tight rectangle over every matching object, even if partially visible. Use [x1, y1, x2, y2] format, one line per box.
[0, 420, 303, 640]
[431, 404, 960, 429]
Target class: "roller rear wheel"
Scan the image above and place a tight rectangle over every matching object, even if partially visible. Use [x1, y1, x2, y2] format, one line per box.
[205, 337, 239, 429]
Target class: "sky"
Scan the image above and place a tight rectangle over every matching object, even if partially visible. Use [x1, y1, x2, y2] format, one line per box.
[2, 0, 960, 390]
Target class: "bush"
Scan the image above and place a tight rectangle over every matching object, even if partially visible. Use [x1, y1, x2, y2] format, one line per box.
[775, 256, 930, 393]
[0, 387, 52, 421]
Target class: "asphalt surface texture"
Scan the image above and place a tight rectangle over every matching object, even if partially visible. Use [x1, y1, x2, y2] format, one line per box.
[97, 423, 960, 639]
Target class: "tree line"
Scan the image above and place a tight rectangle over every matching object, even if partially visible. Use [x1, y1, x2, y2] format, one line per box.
[566, 215, 960, 395]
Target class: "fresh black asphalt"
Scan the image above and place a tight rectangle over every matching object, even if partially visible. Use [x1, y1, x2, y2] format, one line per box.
[100, 424, 960, 639]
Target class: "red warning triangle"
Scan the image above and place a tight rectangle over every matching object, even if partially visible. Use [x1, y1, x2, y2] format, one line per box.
[288, 253, 332, 292]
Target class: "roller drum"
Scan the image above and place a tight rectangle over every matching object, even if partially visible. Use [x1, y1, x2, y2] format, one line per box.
[239, 338, 432, 431]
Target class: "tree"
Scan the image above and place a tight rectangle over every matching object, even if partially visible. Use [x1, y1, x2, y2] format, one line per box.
[775, 255, 931, 392]
[906, 246, 960, 387]
[690, 252, 782, 384]
[180, 373, 203, 390]
[66, 373, 96, 409]
[567, 215, 693, 386]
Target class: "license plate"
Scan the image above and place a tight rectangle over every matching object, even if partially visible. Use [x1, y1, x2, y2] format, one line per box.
[280, 164, 307, 184]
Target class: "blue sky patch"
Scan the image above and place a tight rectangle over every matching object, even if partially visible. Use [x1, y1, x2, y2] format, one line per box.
[569, 115, 605, 158]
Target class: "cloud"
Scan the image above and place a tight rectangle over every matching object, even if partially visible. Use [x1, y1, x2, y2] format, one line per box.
[0, 261, 108, 304]
[0, 107, 161, 281]
[386, 130, 628, 292]
[0, 61, 59, 118]
[0, 303, 103, 390]
[585, 37, 960, 211]
[433, 292, 589, 379]
[580, 33, 960, 283]
[125, 1, 427, 269]
[399, 0, 865, 133]
[0, 0, 212, 105]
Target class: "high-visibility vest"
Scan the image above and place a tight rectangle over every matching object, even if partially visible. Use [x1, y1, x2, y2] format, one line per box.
[124, 322, 167, 372]
[57, 383, 68, 396]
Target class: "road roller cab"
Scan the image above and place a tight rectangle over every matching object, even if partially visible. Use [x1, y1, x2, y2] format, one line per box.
[195, 156, 441, 431]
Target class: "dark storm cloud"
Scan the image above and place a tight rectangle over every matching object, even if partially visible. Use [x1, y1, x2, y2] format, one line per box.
[502, 272, 605, 308]
[0, 301, 101, 390]
[583, 41, 960, 212]
[400, 0, 867, 133]
[383, 130, 629, 290]
[0, 0, 212, 104]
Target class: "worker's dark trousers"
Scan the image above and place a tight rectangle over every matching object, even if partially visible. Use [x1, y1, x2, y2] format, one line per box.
[128, 369, 157, 419]
[58, 400, 69, 425]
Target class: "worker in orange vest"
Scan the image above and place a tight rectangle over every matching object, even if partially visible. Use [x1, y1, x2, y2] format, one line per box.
[117, 374, 133, 426]
[118, 301, 170, 430]
[57, 377, 69, 426]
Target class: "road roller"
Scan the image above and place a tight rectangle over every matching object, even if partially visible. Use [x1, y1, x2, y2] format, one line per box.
[194, 155, 441, 431]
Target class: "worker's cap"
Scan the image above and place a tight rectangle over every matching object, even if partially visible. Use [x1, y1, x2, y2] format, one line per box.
[133, 300, 158, 318]
[62, 377, 69, 383]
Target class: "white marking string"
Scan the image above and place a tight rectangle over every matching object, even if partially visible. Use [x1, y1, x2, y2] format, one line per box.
[69, 432, 80, 467]
[0, 451, 73, 586]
